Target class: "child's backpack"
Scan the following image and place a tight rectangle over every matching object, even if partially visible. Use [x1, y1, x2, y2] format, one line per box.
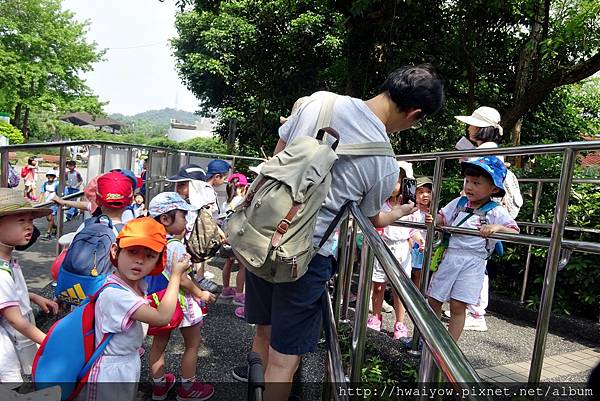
[500, 169, 523, 218]
[225, 92, 396, 283]
[20, 165, 28, 178]
[32, 283, 124, 401]
[55, 215, 121, 306]
[8, 164, 20, 188]
[186, 207, 222, 263]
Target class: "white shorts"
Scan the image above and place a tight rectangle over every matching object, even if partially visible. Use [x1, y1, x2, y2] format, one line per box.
[84, 353, 140, 401]
[372, 240, 411, 283]
[427, 249, 486, 305]
[0, 327, 38, 384]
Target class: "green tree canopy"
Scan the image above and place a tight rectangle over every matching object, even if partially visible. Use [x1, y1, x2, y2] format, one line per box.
[172, 0, 600, 155]
[0, 0, 104, 139]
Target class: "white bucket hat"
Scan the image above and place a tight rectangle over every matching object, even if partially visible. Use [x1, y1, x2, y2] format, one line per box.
[455, 106, 503, 136]
[45, 168, 58, 177]
[396, 161, 414, 179]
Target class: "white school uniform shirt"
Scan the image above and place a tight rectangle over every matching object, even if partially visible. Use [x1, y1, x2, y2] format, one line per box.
[164, 238, 204, 327]
[0, 258, 37, 382]
[379, 201, 414, 244]
[93, 274, 148, 357]
[439, 196, 519, 259]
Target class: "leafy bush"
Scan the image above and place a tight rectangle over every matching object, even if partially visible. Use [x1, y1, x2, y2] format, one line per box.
[0, 121, 24, 144]
[489, 154, 600, 319]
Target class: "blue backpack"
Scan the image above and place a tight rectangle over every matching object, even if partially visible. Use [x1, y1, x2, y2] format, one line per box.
[453, 196, 504, 257]
[7, 164, 20, 188]
[33, 283, 124, 401]
[55, 215, 122, 306]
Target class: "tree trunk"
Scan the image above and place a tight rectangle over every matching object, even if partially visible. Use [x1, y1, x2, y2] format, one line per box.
[512, 117, 523, 167]
[12, 103, 22, 128]
[22, 107, 30, 141]
[510, 2, 544, 147]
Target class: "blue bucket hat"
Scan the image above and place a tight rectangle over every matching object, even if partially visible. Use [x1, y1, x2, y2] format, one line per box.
[206, 159, 231, 178]
[461, 156, 507, 197]
[148, 192, 199, 218]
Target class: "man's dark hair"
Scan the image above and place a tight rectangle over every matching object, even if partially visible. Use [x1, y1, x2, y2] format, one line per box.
[66, 160, 76, 167]
[472, 126, 501, 144]
[380, 64, 445, 117]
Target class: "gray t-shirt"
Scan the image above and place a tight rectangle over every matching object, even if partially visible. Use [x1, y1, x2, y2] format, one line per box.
[279, 91, 399, 256]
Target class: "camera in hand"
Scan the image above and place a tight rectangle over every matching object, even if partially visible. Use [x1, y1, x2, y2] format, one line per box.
[401, 178, 417, 205]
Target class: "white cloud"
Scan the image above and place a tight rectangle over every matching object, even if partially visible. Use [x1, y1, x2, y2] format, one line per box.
[62, 0, 199, 115]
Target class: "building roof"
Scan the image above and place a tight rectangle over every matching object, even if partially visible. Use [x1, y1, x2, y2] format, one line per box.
[60, 112, 122, 130]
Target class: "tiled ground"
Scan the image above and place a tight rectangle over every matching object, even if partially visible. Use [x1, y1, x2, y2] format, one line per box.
[477, 348, 600, 383]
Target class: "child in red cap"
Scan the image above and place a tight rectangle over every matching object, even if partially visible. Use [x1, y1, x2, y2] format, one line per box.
[83, 217, 190, 401]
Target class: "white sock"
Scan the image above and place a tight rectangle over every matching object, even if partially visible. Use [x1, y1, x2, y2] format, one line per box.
[181, 376, 195, 389]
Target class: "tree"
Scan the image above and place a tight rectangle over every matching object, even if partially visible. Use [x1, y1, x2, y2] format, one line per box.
[173, 0, 600, 154]
[172, 0, 345, 153]
[0, 0, 104, 140]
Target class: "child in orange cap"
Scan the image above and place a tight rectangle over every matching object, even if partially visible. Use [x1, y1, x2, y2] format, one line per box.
[83, 217, 190, 401]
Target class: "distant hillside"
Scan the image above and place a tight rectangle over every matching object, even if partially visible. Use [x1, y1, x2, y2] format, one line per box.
[109, 108, 199, 136]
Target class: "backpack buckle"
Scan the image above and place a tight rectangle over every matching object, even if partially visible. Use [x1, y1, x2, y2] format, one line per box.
[276, 219, 291, 234]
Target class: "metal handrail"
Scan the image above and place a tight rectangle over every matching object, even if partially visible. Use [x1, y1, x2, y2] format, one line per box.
[348, 203, 488, 400]
[391, 220, 600, 254]
[0, 139, 265, 161]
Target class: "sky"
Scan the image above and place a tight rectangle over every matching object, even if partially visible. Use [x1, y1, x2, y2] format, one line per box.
[62, 0, 199, 116]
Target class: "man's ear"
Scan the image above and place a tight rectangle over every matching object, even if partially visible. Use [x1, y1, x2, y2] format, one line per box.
[405, 107, 423, 121]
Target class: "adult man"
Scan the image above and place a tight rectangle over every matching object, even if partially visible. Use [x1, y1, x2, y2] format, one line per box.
[234, 65, 445, 400]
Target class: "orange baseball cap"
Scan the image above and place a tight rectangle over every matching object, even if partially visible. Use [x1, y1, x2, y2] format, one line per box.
[116, 217, 167, 275]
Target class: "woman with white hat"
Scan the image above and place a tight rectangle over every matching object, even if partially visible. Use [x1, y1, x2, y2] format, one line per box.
[453, 107, 523, 332]
[455, 106, 504, 159]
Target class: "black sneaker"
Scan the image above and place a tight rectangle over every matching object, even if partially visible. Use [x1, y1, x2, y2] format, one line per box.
[198, 278, 221, 293]
[232, 365, 248, 382]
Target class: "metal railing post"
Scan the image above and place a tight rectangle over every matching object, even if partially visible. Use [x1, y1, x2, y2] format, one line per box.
[350, 241, 374, 385]
[521, 181, 543, 303]
[126, 147, 133, 171]
[99, 144, 107, 173]
[322, 292, 349, 401]
[0, 148, 9, 188]
[411, 156, 444, 354]
[529, 148, 576, 384]
[340, 220, 357, 323]
[145, 151, 153, 201]
[334, 217, 350, 324]
[55, 145, 67, 255]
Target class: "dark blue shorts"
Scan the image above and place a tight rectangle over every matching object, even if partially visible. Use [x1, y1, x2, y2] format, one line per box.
[245, 254, 333, 355]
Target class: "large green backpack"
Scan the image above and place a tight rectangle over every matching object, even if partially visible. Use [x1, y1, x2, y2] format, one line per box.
[225, 92, 396, 283]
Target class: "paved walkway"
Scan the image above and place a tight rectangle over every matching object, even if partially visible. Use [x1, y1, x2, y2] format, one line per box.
[477, 348, 600, 383]
[21, 218, 598, 399]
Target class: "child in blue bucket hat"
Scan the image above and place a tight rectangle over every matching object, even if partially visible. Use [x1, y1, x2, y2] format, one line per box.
[426, 156, 519, 342]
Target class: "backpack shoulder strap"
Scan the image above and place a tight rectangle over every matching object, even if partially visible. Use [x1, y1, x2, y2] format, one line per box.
[336, 142, 396, 157]
[315, 92, 338, 129]
[478, 200, 500, 214]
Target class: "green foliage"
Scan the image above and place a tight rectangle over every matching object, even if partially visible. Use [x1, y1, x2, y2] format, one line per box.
[490, 157, 600, 319]
[0, 0, 104, 135]
[183, 137, 228, 154]
[0, 121, 24, 144]
[173, 0, 345, 152]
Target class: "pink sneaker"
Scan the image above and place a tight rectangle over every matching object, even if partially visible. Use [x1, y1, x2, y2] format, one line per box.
[366, 314, 382, 331]
[233, 292, 245, 306]
[176, 380, 214, 401]
[393, 321, 408, 339]
[234, 306, 245, 319]
[220, 286, 236, 299]
[152, 373, 176, 401]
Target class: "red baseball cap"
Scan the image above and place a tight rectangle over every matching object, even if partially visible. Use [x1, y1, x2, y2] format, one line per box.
[96, 172, 133, 209]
